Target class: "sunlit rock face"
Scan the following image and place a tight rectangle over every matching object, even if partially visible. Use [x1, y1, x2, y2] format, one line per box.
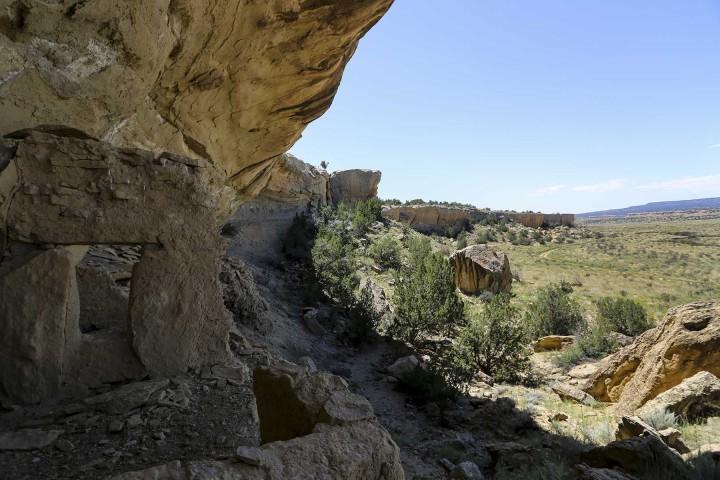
[586, 300, 720, 413]
[0, 0, 393, 207]
[383, 205, 484, 235]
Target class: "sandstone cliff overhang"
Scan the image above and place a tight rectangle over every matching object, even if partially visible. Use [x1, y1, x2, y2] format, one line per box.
[450, 245, 512, 295]
[0, 0, 393, 204]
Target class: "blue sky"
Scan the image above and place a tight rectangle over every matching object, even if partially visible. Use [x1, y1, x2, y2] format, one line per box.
[290, 0, 720, 213]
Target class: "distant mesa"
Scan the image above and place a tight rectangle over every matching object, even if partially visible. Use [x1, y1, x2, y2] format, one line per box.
[382, 204, 574, 233]
[579, 197, 720, 218]
[508, 212, 575, 229]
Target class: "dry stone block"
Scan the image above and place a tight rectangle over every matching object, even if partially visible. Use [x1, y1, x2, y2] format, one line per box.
[0, 248, 79, 404]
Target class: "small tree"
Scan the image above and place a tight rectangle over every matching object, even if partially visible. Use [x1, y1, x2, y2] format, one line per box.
[453, 294, 530, 383]
[390, 251, 464, 346]
[311, 224, 359, 307]
[352, 198, 383, 235]
[368, 235, 402, 270]
[595, 296, 651, 336]
[525, 283, 585, 338]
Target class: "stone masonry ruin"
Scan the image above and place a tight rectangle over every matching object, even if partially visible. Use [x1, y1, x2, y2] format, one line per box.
[0, 129, 232, 404]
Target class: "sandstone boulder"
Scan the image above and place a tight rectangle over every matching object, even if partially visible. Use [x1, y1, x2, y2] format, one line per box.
[111, 421, 403, 480]
[387, 355, 419, 379]
[533, 335, 575, 352]
[552, 383, 594, 406]
[613, 415, 690, 453]
[582, 435, 692, 479]
[451, 245, 512, 295]
[636, 371, 720, 422]
[329, 169, 381, 205]
[585, 301, 720, 413]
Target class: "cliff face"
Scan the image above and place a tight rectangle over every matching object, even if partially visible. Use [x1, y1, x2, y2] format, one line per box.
[510, 213, 575, 228]
[0, 0, 393, 207]
[383, 205, 485, 234]
[225, 154, 330, 262]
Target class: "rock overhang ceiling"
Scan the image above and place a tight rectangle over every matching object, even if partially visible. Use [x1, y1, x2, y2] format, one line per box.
[0, 0, 394, 209]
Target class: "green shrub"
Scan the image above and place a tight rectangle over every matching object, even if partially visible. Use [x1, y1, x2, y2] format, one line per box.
[557, 322, 618, 366]
[345, 281, 381, 346]
[406, 235, 432, 269]
[640, 408, 678, 431]
[444, 219, 470, 239]
[398, 361, 459, 403]
[475, 229, 497, 244]
[368, 235, 402, 270]
[390, 250, 464, 346]
[456, 231, 468, 250]
[311, 224, 359, 307]
[595, 296, 651, 336]
[453, 294, 530, 383]
[525, 283, 585, 338]
[352, 198, 382, 235]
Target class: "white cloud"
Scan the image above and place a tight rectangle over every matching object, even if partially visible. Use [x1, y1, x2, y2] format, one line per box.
[534, 184, 565, 195]
[636, 174, 720, 191]
[572, 179, 626, 193]
[709, 144, 720, 149]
